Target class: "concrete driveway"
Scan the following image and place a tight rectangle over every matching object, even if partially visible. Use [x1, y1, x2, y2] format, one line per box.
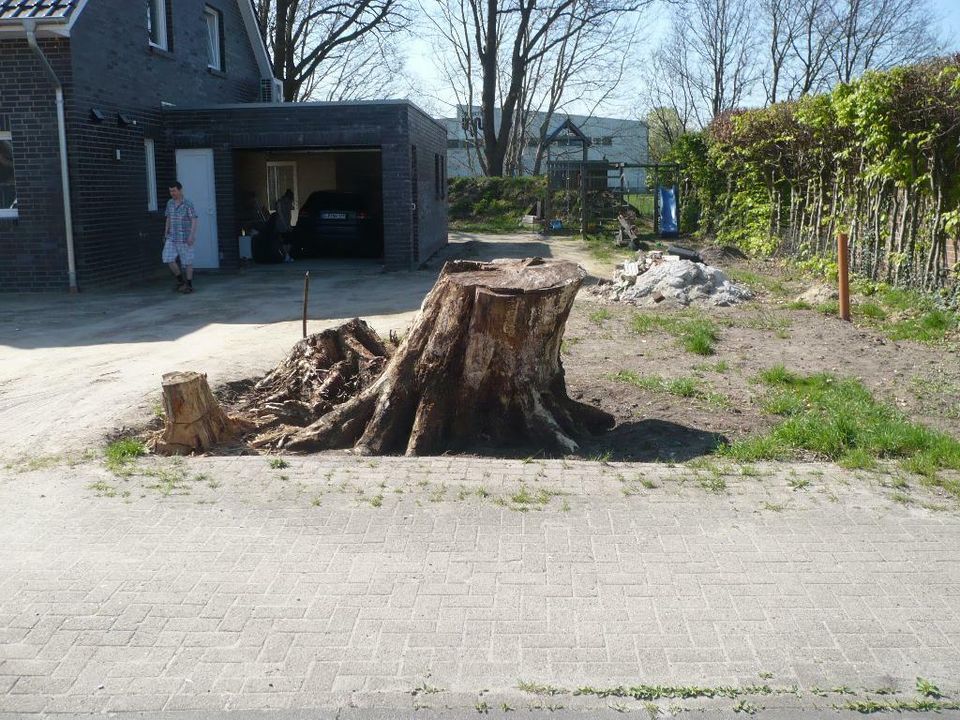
[0, 233, 606, 461]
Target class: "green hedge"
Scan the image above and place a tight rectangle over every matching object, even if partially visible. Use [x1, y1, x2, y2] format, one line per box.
[671, 56, 960, 294]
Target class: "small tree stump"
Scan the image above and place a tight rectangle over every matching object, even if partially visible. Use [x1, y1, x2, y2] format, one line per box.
[284, 258, 613, 455]
[156, 371, 235, 455]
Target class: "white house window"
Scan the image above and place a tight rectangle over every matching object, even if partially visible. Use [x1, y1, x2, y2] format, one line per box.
[205, 7, 223, 71]
[0, 130, 16, 219]
[145, 139, 158, 212]
[147, 0, 168, 50]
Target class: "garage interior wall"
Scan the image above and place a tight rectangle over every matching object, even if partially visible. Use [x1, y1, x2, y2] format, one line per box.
[234, 151, 336, 227]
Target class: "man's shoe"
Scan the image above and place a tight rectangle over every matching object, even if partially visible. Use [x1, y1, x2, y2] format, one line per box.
[179, 282, 193, 294]
[175, 277, 185, 292]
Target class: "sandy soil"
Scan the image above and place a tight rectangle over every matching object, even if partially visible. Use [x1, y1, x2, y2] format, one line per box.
[0, 233, 601, 461]
[564, 252, 960, 461]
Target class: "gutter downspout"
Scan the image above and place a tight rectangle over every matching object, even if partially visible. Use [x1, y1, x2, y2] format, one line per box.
[25, 20, 78, 293]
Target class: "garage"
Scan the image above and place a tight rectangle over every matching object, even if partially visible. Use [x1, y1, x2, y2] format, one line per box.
[164, 100, 447, 270]
[234, 148, 383, 260]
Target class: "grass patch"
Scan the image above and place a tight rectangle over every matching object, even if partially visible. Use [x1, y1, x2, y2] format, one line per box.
[786, 300, 813, 310]
[582, 233, 635, 263]
[589, 308, 612, 325]
[718, 367, 960, 494]
[886, 309, 958, 344]
[725, 268, 790, 297]
[631, 311, 719, 355]
[104, 438, 146, 472]
[268, 458, 290, 470]
[613, 371, 728, 407]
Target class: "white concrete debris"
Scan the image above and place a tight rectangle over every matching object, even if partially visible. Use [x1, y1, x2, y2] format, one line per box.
[603, 251, 753, 307]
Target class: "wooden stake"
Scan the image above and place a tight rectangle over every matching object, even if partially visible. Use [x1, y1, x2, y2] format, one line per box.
[302, 271, 310, 339]
[837, 232, 851, 321]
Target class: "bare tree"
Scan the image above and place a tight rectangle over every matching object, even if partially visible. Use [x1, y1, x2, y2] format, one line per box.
[427, 0, 654, 176]
[759, 0, 800, 104]
[255, 0, 410, 102]
[785, 0, 834, 97]
[668, 0, 758, 125]
[829, 0, 939, 84]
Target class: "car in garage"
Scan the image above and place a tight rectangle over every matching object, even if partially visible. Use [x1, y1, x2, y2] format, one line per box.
[288, 191, 381, 259]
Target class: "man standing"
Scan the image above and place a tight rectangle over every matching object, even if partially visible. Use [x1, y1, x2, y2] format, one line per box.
[162, 181, 199, 293]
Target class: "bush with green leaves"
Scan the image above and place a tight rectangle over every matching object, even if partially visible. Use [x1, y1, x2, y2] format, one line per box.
[671, 57, 960, 294]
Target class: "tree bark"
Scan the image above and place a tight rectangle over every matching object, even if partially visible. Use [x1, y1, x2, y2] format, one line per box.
[284, 258, 613, 456]
[155, 372, 237, 455]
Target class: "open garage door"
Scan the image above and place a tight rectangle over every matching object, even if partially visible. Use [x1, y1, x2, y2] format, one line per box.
[234, 148, 383, 261]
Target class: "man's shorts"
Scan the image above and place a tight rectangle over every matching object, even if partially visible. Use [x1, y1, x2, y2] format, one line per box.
[162, 239, 195, 266]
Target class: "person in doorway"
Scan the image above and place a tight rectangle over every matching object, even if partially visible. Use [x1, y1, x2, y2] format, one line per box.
[162, 181, 199, 293]
[275, 188, 295, 262]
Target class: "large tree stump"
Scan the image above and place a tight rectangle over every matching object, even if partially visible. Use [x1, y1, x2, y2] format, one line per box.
[155, 371, 236, 455]
[284, 258, 613, 455]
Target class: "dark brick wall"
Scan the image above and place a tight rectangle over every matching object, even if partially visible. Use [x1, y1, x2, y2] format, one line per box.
[0, 0, 264, 292]
[65, 0, 262, 289]
[407, 104, 448, 265]
[165, 101, 448, 270]
[0, 37, 72, 292]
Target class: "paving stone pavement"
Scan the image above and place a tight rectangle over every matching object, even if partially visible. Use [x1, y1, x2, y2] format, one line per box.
[1, 454, 960, 718]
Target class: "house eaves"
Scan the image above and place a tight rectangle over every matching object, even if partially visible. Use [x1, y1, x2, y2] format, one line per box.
[0, 0, 86, 36]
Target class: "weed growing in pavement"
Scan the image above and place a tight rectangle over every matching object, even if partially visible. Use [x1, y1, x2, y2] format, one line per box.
[311, 496, 322, 507]
[411, 680, 445, 696]
[104, 438, 146, 472]
[429, 485, 446, 502]
[718, 367, 960, 495]
[475, 700, 490, 713]
[733, 699, 760, 714]
[268, 458, 290, 470]
[916, 678, 941, 698]
[88, 480, 118, 497]
[698, 475, 727, 493]
[761, 501, 786, 512]
[517, 681, 565, 696]
[574, 684, 774, 701]
[788, 477, 810, 491]
[841, 698, 960, 713]
[641, 478, 659, 489]
[370, 494, 383, 508]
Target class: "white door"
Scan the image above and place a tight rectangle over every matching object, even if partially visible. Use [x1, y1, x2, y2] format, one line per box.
[175, 148, 219, 269]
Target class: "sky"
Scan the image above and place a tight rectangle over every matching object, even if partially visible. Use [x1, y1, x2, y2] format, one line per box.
[405, 0, 960, 119]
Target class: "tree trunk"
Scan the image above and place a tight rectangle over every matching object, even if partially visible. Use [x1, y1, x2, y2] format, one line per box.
[284, 258, 613, 456]
[156, 371, 237, 455]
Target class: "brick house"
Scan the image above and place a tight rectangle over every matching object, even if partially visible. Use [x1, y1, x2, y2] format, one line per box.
[0, 0, 447, 293]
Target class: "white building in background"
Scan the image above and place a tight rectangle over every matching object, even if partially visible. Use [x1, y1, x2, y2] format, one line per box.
[439, 107, 650, 189]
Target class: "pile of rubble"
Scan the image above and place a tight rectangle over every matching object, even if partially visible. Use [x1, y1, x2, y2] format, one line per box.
[598, 250, 753, 307]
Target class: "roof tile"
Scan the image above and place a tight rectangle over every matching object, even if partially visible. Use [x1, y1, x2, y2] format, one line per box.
[0, 0, 79, 22]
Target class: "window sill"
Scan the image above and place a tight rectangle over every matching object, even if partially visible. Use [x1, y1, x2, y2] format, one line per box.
[207, 66, 226, 78]
[0, 212, 19, 222]
[148, 44, 174, 59]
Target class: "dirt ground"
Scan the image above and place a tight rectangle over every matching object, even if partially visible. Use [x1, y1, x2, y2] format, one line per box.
[563, 246, 960, 462]
[2, 231, 957, 466]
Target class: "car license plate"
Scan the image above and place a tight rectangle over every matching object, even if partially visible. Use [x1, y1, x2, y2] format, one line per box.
[321, 212, 347, 220]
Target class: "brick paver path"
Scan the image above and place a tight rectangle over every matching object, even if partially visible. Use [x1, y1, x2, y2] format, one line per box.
[1, 456, 959, 717]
